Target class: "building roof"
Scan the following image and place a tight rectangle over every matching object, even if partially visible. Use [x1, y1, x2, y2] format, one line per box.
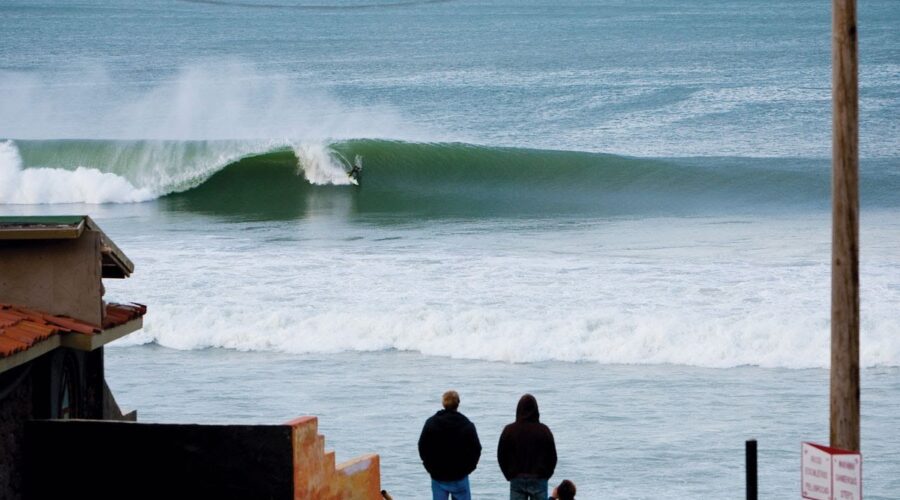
[0, 216, 134, 278]
[0, 303, 146, 371]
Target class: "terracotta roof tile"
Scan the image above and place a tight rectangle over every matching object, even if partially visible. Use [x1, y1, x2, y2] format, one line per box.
[6, 323, 53, 344]
[5, 329, 45, 347]
[102, 303, 147, 330]
[43, 316, 100, 335]
[0, 303, 146, 359]
[0, 316, 21, 328]
[0, 336, 29, 356]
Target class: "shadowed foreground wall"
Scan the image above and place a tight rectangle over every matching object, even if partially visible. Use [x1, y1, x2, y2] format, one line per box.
[26, 416, 380, 499]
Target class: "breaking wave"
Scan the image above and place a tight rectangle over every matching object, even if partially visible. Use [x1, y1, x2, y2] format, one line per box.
[113, 295, 900, 368]
[0, 140, 155, 204]
[3, 139, 898, 216]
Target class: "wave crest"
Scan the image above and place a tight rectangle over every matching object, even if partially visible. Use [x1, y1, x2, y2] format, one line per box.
[292, 142, 355, 185]
[0, 141, 155, 204]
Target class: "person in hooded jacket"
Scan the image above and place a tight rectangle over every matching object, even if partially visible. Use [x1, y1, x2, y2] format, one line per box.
[418, 390, 482, 500]
[497, 394, 558, 500]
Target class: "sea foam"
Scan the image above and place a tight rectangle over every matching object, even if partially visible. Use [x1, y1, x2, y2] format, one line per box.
[106, 216, 900, 370]
[0, 141, 155, 204]
[111, 300, 900, 369]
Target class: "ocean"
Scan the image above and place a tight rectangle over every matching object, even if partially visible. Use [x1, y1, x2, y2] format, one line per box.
[1, 0, 898, 497]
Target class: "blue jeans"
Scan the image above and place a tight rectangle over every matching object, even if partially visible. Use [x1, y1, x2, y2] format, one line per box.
[432, 477, 471, 500]
[510, 477, 548, 500]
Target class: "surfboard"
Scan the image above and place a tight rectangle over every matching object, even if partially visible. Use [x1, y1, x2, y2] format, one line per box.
[348, 174, 359, 186]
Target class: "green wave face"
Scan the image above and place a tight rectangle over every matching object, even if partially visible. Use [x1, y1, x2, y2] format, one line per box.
[165, 140, 842, 221]
[163, 149, 322, 220]
[9, 139, 899, 220]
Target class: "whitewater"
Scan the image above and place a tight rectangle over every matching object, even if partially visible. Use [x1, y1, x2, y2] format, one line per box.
[3, 0, 899, 497]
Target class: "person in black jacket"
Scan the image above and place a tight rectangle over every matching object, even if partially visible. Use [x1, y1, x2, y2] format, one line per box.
[497, 394, 558, 500]
[418, 390, 482, 500]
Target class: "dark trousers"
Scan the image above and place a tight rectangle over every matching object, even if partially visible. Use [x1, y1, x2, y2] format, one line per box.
[510, 477, 548, 500]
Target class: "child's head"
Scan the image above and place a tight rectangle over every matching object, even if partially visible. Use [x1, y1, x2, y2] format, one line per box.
[554, 479, 576, 500]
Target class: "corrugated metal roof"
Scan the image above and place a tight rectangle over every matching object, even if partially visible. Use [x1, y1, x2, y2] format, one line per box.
[0, 303, 147, 359]
[0, 215, 87, 226]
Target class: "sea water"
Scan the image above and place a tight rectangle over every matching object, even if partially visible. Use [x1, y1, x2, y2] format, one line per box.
[2, 0, 899, 498]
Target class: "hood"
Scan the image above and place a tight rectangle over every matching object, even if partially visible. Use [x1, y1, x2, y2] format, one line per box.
[515, 394, 540, 423]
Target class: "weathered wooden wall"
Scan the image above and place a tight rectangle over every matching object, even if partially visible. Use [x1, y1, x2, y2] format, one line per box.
[0, 234, 103, 326]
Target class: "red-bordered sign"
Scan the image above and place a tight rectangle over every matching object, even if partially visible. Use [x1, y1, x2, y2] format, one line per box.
[802, 442, 862, 500]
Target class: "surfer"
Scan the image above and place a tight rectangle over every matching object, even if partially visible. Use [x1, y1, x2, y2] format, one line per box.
[349, 163, 362, 181]
[348, 155, 363, 185]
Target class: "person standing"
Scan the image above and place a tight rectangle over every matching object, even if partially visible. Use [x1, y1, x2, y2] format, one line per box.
[497, 394, 558, 500]
[418, 390, 482, 500]
[550, 480, 576, 500]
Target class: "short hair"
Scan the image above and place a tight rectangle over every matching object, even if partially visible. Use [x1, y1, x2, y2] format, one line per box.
[442, 390, 460, 410]
[557, 480, 576, 500]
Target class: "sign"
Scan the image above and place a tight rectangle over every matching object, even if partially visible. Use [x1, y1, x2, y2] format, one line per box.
[802, 442, 862, 500]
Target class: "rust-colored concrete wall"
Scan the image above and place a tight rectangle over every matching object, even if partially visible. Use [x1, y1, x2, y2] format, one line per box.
[0, 233, 102, 326]
[287, 417, 381, 500]
[289, 416, 381, 499]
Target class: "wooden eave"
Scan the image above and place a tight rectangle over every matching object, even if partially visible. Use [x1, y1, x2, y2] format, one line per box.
[0, 217, 86, 240]
[85, 217, 135, 278]
[0, 215, 134, 278]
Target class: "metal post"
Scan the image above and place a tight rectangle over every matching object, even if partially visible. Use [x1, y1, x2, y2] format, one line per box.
[746, 439, 757, 500]
[830, 0, 860, 452]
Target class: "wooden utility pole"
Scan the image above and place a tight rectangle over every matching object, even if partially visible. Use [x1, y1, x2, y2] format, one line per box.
[830, 0, 860, 452]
